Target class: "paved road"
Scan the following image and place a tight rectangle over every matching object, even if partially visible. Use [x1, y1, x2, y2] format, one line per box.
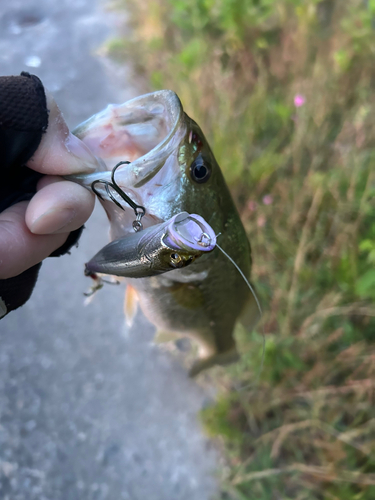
[0, 1, 218, 499]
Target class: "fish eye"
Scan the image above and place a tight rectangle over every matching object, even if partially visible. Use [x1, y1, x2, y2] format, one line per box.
[190, 153, 211, 184]
[170, 253, 183, 268]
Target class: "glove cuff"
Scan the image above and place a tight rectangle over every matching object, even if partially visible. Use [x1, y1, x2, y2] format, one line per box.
[0, 72, 48, 174]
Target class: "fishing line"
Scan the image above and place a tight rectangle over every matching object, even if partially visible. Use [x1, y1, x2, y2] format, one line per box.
[215, 240, 265, 389]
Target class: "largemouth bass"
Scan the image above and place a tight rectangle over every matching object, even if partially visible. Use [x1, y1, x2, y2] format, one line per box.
[70, 90, 256, 375]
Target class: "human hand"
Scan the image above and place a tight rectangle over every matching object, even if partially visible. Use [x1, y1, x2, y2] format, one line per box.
[0, 73, 100, 318]
[0, 92, 97, 280]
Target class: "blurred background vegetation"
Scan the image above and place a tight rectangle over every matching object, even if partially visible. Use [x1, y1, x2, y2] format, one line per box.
[108, 0, 375, 498]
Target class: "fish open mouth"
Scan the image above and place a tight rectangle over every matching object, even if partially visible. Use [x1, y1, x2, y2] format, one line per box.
[68, 90, 188, 238]
[72, 90, 185, 189]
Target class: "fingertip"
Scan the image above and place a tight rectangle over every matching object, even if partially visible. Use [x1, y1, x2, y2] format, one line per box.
[26, 181, 95, 235]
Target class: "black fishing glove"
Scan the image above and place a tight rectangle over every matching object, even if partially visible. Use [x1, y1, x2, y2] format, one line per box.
[0, 72, 83, 319]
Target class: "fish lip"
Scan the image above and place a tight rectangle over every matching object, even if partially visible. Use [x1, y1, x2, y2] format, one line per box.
[138, 90, 183, 156]
[130, 90, 183, 187]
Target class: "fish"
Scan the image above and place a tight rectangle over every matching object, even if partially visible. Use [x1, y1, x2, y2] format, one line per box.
[69, 90, 257, 376]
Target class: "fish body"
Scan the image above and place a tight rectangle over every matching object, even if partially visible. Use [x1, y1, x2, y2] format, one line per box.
[70, 91, 255, 375]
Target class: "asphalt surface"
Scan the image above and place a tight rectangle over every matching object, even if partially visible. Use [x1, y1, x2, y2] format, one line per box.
[0, 1, 218, 499]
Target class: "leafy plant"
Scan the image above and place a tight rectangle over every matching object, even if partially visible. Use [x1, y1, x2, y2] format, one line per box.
[109, 0, 375, 497]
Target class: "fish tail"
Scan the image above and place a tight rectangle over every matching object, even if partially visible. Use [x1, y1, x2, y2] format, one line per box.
[188, 348, 239, 377]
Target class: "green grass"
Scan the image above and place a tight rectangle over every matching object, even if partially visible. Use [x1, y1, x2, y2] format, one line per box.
[109, 0, 375, 497]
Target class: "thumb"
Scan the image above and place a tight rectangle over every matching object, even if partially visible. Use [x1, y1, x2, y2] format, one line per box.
[26, 90, 101, 175]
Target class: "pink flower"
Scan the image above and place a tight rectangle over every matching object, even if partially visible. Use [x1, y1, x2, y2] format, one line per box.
[262, 194, 273, 205]
[247, 200, 258, 211]
[294, 94, 305, 107]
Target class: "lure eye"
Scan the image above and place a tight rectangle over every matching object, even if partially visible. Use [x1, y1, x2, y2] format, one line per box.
[190, 153, 211, 184]
[170, 253, 183, 268]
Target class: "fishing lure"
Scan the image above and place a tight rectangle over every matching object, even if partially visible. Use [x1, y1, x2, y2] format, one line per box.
[86, 210, 216, 278]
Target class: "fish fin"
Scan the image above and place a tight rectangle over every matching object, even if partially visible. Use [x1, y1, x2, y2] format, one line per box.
[189, 348, 240, 377]
[124, 285, 139, 327]
[154, 330, 180, 344]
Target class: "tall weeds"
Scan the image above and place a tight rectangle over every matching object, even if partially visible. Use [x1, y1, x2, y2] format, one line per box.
[109, 1, 375, 497]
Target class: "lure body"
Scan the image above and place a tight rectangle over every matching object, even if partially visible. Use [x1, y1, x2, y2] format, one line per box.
[86, 212, 216, 278]
[70, 91, 256, 375]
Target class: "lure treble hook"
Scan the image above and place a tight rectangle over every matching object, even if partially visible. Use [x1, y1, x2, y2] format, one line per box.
[91, 161, 146, 231]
